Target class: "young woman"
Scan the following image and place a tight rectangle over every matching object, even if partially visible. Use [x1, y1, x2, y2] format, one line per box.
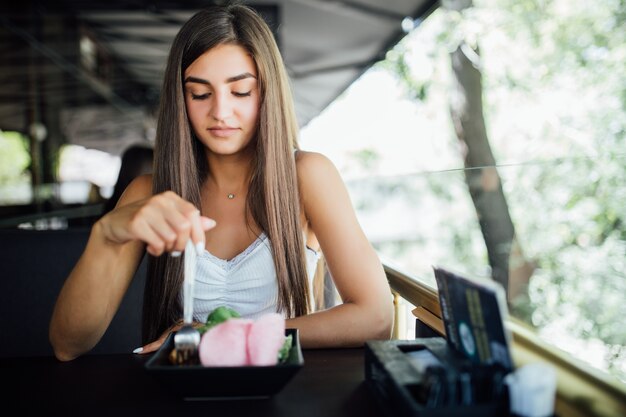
[49, 4, 393, 361]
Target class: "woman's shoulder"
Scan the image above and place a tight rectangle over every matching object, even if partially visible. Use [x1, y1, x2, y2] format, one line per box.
[294, 150, 345, 198]
[294, 150, 337, 175]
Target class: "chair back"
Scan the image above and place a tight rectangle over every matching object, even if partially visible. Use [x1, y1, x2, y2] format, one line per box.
[0, 228, 145, 357]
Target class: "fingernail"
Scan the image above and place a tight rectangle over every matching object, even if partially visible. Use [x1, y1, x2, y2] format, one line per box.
[171, 251, 182, 257]
[132, 347, 144, 354]
[195, 241, 205, 256]
[201, 218, 216, 230]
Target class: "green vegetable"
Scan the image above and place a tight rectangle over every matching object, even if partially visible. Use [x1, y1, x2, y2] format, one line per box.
[277, 334, 293, 363]
[198, 306, 241, 334]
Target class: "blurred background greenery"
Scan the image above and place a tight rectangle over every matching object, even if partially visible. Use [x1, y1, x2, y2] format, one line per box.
[302, 0, 626, 382]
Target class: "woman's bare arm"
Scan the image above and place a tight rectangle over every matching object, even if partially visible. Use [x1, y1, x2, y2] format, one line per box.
[287, 151, 394, 348]
[49, 176, 151, 361]
[49, 175, 215, 361]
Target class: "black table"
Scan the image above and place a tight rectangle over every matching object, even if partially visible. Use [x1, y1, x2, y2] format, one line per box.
[3, 348, 387, 417]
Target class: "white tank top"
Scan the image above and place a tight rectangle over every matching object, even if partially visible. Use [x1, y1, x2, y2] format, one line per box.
[191, 232, 320, 321]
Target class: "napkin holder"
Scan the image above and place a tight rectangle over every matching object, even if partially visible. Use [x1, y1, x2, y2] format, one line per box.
[364, 337, 509, 417]
[365, 266, 515, 416]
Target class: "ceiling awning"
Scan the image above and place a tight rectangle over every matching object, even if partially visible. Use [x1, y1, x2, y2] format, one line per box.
[0, 0, 437, 154]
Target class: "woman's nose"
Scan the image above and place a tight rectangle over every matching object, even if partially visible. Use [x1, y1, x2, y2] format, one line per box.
[210, 92, 233, 121]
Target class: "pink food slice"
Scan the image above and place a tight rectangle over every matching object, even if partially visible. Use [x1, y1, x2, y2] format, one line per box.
[198, 318, 252, 366]
[247, 313, 286, 366]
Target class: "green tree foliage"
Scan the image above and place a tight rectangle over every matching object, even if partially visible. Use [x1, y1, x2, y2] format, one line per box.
[0, 131, 30, 184]
[380, 0, 626, 381]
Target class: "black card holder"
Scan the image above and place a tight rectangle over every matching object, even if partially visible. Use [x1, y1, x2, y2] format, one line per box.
[365, 338, 510, 417]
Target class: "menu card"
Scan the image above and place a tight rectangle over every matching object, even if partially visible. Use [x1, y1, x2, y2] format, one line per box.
[433, 266, 513, 371]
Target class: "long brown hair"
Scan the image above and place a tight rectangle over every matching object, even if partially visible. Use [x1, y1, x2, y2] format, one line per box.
[142, 4, 310, 343]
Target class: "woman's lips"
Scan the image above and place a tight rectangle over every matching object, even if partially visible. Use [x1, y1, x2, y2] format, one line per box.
[208, 127, 239, 138]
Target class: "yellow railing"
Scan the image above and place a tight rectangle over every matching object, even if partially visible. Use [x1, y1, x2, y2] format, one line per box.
[383, 263, 626, 417]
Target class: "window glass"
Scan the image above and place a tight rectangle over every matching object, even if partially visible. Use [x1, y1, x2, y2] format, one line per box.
[0, 136, 120, 208]
[0, 131, 31, 206]
[58, 144, 120, 203]
[301, 0, 626, 383]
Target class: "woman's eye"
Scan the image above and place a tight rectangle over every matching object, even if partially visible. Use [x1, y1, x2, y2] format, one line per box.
[191, 93, 209, 100]
[233, 91, 251, 97]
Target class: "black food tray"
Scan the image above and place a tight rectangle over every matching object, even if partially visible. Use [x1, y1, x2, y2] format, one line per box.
[145, 328, 303, 399]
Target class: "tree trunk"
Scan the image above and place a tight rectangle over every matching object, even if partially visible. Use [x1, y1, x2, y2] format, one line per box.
[448, 40, 515, 293]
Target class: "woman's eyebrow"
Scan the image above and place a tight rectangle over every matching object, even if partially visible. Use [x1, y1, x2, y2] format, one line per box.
[183, 72, 257, 85]
[226, 72, 256, 83]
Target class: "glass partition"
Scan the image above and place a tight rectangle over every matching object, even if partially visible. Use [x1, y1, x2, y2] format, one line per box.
[301, 0, 625, 384]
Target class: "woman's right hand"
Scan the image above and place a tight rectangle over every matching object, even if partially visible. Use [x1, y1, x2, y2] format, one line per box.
[99, 189, 216, 257]
[133, 319, 206, 355]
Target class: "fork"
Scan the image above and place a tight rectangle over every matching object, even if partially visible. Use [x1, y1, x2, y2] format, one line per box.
[173, 239, 201, 364]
